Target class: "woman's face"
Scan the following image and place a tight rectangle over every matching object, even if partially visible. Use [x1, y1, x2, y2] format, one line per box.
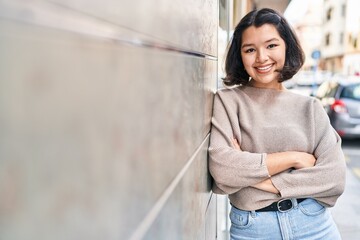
[241, 24, 286, 90]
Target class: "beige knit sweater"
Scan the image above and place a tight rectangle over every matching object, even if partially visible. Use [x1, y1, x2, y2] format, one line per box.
[209, 85, 346, 211]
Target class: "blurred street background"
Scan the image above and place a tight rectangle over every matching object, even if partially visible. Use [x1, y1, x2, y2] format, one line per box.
[332, 139, 360, 239]
[282, 1, 360, 239]
[286, 1, 360, 238]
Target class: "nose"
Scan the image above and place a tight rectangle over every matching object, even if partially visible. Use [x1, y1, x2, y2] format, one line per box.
[256, 49, 269, 63]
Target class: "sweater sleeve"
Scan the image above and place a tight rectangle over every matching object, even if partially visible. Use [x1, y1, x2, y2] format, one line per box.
[208, 92, 270, 195]
[271, 99, 346, 207]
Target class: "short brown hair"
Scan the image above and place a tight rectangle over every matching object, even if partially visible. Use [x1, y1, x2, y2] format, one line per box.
[223, 8, 305, 86]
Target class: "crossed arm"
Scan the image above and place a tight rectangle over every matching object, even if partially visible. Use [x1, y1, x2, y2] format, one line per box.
[231, 139, 316, 194]
[209, 93, 345, 202]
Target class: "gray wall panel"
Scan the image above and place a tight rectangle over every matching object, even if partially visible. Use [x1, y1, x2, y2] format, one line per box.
[45, 0, 218, 56]
[0, 0, 218, 239]
[142, 137, 212, 240]
[205, 194, 217, 240]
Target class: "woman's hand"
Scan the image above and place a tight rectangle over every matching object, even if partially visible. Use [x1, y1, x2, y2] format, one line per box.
[292, 152, 316, 169]
[253, 178, 279, 194]
[266, 151, 317, 176]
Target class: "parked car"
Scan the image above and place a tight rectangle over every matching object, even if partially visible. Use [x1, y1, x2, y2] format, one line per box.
[315, 77, 360, 138]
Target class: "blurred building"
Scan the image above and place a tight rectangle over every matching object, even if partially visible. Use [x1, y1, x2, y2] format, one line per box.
[284, 0, 324, 71]
[321, 0, 347, 74]
[343, 0, 360, 75]
[322, 0, 360, 75]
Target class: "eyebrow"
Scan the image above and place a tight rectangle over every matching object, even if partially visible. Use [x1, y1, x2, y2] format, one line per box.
[241, 38, 280, 49]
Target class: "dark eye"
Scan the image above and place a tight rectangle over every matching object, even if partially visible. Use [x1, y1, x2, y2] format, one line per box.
[245, 48, 255, 53]
[268, 44, 278, 49]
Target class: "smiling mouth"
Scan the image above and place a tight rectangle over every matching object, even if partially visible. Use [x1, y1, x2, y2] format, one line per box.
[255, 64, 274, 73]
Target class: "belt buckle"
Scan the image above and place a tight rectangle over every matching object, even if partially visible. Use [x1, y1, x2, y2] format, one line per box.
[277, 198, 293, 213]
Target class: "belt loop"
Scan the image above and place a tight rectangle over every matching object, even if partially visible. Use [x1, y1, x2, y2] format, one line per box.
[250, 210, 256, 218]
[291, 198, 298, 208]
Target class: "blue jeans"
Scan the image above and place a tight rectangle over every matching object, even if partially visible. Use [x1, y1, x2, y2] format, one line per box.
[230, 198, 341, 240]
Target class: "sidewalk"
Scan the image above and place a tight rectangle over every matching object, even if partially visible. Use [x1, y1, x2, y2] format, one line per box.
[331, 168, 360, 239]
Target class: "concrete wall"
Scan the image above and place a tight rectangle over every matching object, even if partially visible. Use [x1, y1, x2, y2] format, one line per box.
[0, 0, 218, 239]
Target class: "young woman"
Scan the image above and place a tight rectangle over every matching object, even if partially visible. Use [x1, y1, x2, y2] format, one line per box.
[209, 8, 346, 240]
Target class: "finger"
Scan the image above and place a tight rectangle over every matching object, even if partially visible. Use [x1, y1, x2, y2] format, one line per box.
[232, 138, 241, 150]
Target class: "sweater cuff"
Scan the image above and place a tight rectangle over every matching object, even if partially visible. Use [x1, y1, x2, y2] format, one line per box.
[261, 153, 271, 178]
[270, 173, 289, 198]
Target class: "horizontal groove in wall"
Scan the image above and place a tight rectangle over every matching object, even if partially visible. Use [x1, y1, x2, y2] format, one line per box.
[0, 1, 217, 60]
[129, 134, 210, 240]
[118, 38, 218, 60]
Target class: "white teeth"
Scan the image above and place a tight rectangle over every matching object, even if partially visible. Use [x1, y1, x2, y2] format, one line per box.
[257, 65, 272, 70]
